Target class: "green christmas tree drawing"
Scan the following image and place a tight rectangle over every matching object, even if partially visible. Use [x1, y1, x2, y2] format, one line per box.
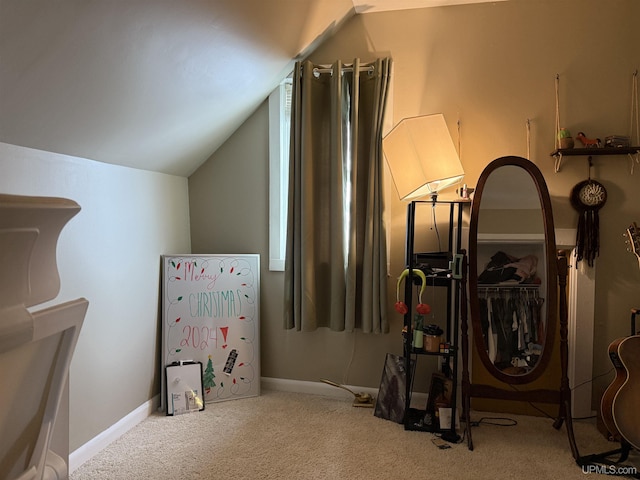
[203, 355, 216, 393]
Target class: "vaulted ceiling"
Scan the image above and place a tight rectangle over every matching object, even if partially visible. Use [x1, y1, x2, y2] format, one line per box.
[0, 0, 505, 176]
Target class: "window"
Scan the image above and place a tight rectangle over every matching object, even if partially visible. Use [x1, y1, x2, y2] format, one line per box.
[268, 78, 292, 271]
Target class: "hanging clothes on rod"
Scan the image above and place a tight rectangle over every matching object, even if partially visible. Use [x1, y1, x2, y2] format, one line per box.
[477, 287, 545, 374]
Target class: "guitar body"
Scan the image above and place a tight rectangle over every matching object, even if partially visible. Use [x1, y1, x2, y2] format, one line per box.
[612, 335, 640, 450]
[600, 337, 627, 442]
[601, 224, 640, 449]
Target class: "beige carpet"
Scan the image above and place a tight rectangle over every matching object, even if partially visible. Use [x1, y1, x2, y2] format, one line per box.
[70, 389, 638, 480]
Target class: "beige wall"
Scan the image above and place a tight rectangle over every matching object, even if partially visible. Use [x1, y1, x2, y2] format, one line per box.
[189, 0, 640, 408]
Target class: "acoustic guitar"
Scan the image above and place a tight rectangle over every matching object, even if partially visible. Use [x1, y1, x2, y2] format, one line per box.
[599, 225, 640, 449]
[600, 335, 640, 450]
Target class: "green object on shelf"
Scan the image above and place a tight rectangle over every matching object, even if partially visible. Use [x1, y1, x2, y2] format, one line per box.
[557, 128, 574, 149]
[413, 314, 424, 348]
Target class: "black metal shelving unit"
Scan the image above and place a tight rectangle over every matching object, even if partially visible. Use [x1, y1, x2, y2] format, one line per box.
[401, 199, 469, 440]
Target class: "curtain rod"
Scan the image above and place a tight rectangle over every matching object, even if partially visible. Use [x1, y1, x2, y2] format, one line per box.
[310, 65, 375, 78]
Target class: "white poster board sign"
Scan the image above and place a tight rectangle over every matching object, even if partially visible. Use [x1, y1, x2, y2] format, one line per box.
[161, 254, 259, 409]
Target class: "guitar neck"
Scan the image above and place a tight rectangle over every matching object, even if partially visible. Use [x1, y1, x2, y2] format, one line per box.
[626, 222, 640, 268]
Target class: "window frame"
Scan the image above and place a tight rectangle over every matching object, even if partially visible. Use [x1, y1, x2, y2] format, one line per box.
[268, 78, 292, 271]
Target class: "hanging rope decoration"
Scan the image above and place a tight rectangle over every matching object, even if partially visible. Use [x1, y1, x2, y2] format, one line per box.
[525, 118, 532, 160]
[570, 157, 607, 267]
[554, 75, 563, 172]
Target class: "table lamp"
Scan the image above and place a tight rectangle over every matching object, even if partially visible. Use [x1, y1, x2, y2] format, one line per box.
[383, 113, 464, 201]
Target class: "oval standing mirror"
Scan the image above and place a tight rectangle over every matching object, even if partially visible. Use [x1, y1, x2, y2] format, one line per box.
[469, 156, 558, 385]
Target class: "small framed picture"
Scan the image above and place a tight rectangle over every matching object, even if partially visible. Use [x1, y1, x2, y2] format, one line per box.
[165, 361, 205, 415]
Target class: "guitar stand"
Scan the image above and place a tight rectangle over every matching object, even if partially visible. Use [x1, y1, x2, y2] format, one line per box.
[577, 439, 639, 478]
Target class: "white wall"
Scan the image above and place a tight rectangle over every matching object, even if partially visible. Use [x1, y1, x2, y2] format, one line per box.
[0, 143, 191, 451]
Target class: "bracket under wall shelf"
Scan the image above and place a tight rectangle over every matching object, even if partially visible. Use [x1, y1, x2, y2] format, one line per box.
[551, 147, 640, 172]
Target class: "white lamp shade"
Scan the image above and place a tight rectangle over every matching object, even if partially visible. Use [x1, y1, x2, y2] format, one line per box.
[383, 113, 464, 200]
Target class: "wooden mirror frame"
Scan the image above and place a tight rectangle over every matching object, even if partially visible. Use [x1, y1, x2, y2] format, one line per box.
[460, 156, 578, 459]
[468, 155, 558, 384]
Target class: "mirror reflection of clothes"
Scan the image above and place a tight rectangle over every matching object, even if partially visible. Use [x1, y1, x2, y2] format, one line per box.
[478, 289, 544, 371]
[478, 251, 539, 284]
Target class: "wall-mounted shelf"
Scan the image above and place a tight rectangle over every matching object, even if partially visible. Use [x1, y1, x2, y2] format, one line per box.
[551, 147, 640, 172]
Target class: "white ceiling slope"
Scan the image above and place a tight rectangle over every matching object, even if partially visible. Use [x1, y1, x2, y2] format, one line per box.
[0, 0, 505, 177]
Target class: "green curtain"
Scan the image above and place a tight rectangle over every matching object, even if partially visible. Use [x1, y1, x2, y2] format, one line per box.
[284, 57, 392, 333]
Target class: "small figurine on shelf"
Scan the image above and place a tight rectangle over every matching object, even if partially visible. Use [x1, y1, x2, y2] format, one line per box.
[557, 127, 574, 149]
[576, 131, 602, 148]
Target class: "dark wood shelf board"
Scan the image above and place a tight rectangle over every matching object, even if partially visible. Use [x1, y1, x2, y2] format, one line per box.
[551, 146, 640, 172]
[551, 147, 640, 157]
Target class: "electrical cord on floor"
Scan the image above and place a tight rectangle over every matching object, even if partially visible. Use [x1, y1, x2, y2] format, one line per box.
[569, 367, 613, 421]
[573, 414, 597, 421]
[469, 416, 518, 428]
[505, 383, 557, 420]
[571, 367, 614, 391]
[504, 367, 615, 421]
[429, 416, 517, 450]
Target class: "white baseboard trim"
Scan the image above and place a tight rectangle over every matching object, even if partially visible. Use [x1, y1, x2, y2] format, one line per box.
[69, 394, 160, 473]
